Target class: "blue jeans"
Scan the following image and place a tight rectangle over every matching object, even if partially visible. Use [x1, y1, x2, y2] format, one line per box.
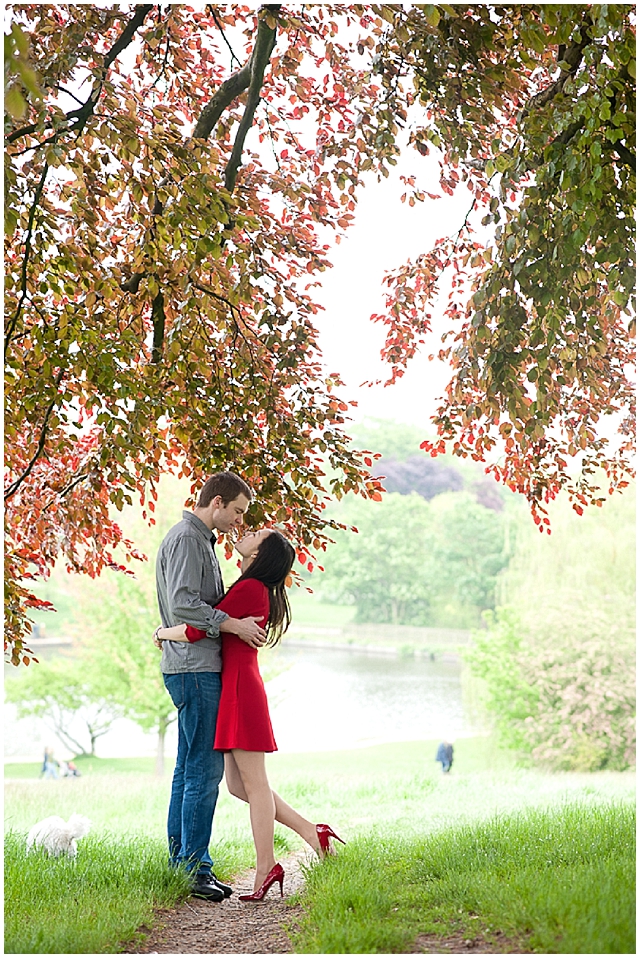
[163, 672, 224, 875]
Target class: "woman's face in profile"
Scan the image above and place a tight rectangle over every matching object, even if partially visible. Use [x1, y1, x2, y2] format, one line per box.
[235, 528, 272, 562]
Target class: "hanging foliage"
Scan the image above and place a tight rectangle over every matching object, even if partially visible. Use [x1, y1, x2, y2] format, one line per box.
[5, 4, 635, 663]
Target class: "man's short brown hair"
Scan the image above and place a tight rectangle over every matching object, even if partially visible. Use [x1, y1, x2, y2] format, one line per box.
[197, 472, 253, 508]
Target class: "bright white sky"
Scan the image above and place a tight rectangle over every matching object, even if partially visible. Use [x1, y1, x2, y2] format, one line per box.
[312, 155, 474, 433]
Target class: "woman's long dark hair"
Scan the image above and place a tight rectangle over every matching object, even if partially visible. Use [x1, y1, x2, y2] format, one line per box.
[235, 530, 295, 646]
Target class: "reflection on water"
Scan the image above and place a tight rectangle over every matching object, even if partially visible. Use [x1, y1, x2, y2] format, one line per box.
[5, 644, 474, 762]
[265, 645, 472, 752]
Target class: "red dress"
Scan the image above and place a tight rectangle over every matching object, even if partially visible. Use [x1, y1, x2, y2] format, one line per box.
[186, 578, 277, 752]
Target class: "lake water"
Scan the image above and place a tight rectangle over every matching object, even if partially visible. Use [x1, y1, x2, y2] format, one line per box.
[268, 645, 471, 751]
[4, 644, 475, 763]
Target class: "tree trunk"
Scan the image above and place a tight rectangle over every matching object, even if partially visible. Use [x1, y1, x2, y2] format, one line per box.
[49, 717, 89, 757]
[155, 722, 166, 777]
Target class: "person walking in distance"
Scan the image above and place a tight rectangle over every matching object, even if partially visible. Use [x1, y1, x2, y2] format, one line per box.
[436, 740, 454, 774]
[156, 471, 266, 902]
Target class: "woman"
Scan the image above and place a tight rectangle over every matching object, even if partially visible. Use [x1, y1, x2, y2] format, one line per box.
[155, 527, 344, 901]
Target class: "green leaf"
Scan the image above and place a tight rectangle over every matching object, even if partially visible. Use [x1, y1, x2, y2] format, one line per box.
[423, 5, 441, 27]
[18, 64, 42, 99]
[11, 22, 30, 57]
[4, 208, 18, 234]
[5, 86, 26, 119]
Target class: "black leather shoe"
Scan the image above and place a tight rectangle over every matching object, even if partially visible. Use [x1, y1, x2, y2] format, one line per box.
[191, 873, 225, 902]
[211, 874, 233, 898]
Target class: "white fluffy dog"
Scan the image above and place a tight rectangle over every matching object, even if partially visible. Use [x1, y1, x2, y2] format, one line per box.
[26, 814, 92, 858]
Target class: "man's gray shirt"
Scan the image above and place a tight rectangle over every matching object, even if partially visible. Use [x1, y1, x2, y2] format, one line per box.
[156, 511, 229, 673]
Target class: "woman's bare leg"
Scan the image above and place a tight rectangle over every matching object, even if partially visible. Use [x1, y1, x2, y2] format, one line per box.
[270, 791, 320, 850]
[224, 751, 249, 801]
[224, 752, 320, 851]
[225, 752, 320, 851]
[230, 750, 277, 890]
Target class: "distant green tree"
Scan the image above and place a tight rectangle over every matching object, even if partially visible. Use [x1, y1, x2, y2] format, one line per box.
[468, 606, 635, 771]
[84, 570, 176, 777]
[376, 456, 465, 502]
[321, 490, 509, 627]
[429, 493, 511, 626]
[498, 482, 636, 614]
[466, 487, 636, 770]
[350, 418, 506, 511]
[350, 418, 430, 463]
[322, 493, 434, 626]
[463, 608, 539, 753]
[5, 658, 123, 756]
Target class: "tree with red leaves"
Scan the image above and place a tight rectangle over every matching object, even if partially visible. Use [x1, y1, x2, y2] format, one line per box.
[5, 4, 635, 664]
[5, 3, 389, 664]
[369, 4, 635, 528]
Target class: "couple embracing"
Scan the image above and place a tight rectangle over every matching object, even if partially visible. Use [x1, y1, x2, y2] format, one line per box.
[154, 471, 343, 903]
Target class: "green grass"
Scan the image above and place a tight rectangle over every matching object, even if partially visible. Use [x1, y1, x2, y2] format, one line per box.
[3, 772, 271, 880]
[6, 739, 634, 844]
[4, 739, 636, 953]
[4, 736, 504, 782]
[293, 802, 636, 954]
[4, 831, 190, 954]
[4, 754, 159, 779]
[288, 590, 356, 627]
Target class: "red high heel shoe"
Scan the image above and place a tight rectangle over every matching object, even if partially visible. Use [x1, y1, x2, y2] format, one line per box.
[316, 823, 346, 856]
[239, 862, 284, 902]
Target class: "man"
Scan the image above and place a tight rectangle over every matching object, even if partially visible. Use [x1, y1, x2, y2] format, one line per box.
[156, 471, 266, 902]
[435, 740, 454, 774]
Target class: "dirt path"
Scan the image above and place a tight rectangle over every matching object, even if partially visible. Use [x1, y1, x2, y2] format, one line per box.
[123, 853, 532, 955]
[414, 930, 533, 954]
[123, 852, 308, 955]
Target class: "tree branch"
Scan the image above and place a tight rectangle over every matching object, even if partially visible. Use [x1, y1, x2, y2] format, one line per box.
[121, 6, 281, 298]
[47, 707, 91, 756]
[224, 6, 281, 191]
[521, 19, 592, 118]
[151, 289, 166, 363]
[151, 16, 172, 89]
[208, 6, 243, 67]
[5, 161, 50, 353]
[4, 368, 65, 501]
[613, 142, 636, 170]
[192, 57, 253, 140]
[6, 5, 154, 145]
[533, 118, 584, 165]
[43, 472, 90, 512]
[68, 4, 155, 135]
